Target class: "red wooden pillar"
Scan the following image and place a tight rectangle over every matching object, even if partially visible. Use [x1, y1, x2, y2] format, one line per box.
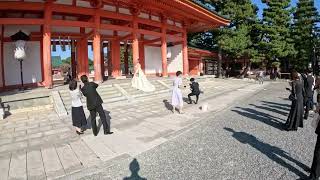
[42, 2, 53, 88]
[139, 34, 145, 72]
[111, 39, 121, 77]
[93, 14, 102, 82]
[182, 27, 189, 76]
[161, 16, 168, 77]
[131, 10, 139, 72]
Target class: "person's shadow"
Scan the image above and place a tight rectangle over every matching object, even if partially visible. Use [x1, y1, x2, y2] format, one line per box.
[224, 127, 309, 178]
[232, 107, 285, 131]
[163, 99, 173, 111]
[123, 158, 147, 180]
[85, 110, 112, 135]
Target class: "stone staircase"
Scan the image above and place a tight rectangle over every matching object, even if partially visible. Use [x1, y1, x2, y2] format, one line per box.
[0, 90, 53, 114]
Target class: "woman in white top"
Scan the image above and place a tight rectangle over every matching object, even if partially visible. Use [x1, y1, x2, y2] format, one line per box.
[131, 60, 155, 92]
[171, 71, 184, 114]
[69, 80, 87, 135]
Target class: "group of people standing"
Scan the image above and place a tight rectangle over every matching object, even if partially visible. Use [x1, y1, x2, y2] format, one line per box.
[69, 75, 112, 136]
[286, 69, 315, 131]
[285, 69, 320, 179]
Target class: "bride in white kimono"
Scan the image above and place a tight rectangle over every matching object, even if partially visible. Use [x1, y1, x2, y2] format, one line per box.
[131, 61, 155, 92]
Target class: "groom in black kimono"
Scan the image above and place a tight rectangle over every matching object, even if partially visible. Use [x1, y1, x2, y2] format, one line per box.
[80, 75, 113, 136]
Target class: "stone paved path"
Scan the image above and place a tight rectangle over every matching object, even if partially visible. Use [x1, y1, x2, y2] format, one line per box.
[65, 82, 315, 180]
[0, 79, 265, 180]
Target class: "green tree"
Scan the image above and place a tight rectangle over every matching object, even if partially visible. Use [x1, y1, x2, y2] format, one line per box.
[292, 0, 318, 70]
[190, 0, 260, 77]
[259, 0, 296, 66]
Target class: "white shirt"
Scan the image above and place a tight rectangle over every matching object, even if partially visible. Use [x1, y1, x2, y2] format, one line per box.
[69, 88, 83, 107]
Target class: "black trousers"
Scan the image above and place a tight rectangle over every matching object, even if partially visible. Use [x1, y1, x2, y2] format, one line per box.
[305, 97, 314, 119]
[311, 135, 320, 179]
[188, 93, 200, 103]
[89, 104, 110, 135]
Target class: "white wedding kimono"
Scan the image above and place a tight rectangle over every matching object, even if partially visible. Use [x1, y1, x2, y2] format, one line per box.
[131, 64, 155, 92]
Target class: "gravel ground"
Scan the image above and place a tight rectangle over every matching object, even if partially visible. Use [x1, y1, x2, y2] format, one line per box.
[79, 82, 316, 180]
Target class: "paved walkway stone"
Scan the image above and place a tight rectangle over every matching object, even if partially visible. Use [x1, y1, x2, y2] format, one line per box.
[0, 78, 266, 180]
[41, 146, 65, 179]
[27, 149, 46, 180]
[9, 150, 27, 180]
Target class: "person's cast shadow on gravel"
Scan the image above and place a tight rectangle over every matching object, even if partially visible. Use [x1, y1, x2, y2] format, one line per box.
[224, 127, 309, 178]
[232, 107, 284, 130]
[123, 158, 147, 180]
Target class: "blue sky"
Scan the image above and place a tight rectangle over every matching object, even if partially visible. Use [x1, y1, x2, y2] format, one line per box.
[53, 0, 320, 60]
[252, 0, 320, 18]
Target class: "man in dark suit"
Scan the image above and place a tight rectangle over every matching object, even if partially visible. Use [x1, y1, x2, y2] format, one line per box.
[188, 78, 201, 104]
[304, 69, 315, 119]
[80, 75, 112, 136]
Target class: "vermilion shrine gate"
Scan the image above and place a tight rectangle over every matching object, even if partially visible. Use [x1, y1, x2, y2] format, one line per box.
[0, 0, 229, 90]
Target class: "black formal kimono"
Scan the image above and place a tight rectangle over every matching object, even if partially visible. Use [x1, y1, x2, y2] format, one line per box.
[285, 80, 304, 131]
[310, 118, 320, 179]
[304, 74, 315, 119]
[81, 82, 110, 135]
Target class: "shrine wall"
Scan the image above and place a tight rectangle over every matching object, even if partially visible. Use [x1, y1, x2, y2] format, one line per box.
[167, 45, 183, 74]
[144, 46, 162, 75]
[3, 25, 42, 86]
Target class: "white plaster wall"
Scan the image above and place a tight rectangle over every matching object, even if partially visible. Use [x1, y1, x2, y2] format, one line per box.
[4, 42, 42, 86]
[167, 45, 183, 73]
[145, 46, 162, 74]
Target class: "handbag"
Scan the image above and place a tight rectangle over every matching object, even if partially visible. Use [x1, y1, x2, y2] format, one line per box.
[289, 94, 296, 101]
[312, 113, 319, 129]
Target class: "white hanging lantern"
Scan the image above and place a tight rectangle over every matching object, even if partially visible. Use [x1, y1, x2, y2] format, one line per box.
[14, 40, 26, 59]
[167, 47, 172, 59]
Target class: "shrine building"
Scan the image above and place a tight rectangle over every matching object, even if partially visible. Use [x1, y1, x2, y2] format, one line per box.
[0, 0, 229, 90]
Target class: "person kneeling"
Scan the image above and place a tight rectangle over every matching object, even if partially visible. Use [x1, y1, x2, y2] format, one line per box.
[188, 78, 200, 104]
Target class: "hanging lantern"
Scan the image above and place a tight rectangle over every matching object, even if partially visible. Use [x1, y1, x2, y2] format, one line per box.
[167, 47, 172, 59]
[167, 42, 173, 59]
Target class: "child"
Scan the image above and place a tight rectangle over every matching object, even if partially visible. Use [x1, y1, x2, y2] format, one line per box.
[188, 78, 200, 104]
[69, 80, 87, 135]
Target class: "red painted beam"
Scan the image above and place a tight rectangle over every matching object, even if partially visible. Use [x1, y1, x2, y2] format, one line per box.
[144, 37, 161, 44]
[0, 18, 44, 25]
[51, 20, 94, 28]
[0, 2, 44, 11]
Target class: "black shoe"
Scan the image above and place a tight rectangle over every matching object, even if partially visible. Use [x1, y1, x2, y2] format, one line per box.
[76, 131, 84, 135]
[187, 102, 192, 104]
[104, 131, 113, 135]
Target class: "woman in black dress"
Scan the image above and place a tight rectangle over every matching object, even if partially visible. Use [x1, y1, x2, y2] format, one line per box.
[69, 80, 87, 135]
[285, 70, 304, 131]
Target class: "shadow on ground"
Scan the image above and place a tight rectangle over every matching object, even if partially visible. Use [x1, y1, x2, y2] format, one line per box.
[224, 127, 309, 178]
[232, 107, 285, 131]
[123, 158, 147, 180]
